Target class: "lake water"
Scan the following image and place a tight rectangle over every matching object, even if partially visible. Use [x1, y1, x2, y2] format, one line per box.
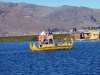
[0, 41, 100, 75]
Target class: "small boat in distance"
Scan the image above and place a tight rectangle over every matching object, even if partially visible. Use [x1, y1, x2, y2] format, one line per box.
[29, 31, 74, 52]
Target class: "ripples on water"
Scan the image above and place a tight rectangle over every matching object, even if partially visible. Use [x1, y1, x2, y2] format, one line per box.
[0, 41, 100, 75]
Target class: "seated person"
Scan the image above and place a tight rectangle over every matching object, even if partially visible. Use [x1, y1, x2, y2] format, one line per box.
[43, 39, 48, 44]
[49, 39, 53, 44]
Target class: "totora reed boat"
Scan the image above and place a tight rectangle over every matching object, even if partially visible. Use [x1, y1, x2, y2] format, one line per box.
[29, 31, 74, 52]
[30, 38, 74, 52]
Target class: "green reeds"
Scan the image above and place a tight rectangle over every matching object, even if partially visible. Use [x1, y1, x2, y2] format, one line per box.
[0, 34, 74, 42]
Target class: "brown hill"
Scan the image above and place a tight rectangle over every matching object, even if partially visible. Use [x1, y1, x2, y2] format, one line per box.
[0, 2, 100, 36]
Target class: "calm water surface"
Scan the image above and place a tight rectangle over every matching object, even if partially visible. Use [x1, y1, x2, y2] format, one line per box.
[0, 41, 100, 75]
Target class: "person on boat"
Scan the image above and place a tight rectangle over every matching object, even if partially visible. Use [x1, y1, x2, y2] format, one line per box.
[38, 31, 48, 47]
[39, 41, 42, 47]
[47, 31, 54, 44]
[38, 31, 54, 47]
[43, 39, 48, 44]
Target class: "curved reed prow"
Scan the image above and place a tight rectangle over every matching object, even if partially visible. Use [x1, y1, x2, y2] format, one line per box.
[30, 43, 33, 51]
[30, 43, 38, 51]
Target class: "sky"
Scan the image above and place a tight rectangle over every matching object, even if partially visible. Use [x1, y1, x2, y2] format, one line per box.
[0, 0, 100, 9]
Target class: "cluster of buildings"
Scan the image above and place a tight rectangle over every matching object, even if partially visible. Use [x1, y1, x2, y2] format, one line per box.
[71, 28, 100, 41]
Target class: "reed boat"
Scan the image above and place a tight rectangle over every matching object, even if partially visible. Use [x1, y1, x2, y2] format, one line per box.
[30, 38, 74, 52]
[29, 31, 74, 52]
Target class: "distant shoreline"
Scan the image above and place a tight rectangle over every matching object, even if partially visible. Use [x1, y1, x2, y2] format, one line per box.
[0, 34, 73, 42]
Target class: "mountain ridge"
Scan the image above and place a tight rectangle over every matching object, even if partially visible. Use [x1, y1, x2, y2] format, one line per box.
[0, 2, 100, 36]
